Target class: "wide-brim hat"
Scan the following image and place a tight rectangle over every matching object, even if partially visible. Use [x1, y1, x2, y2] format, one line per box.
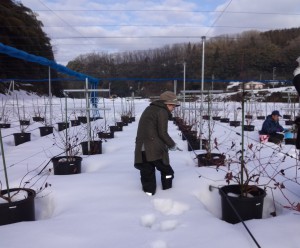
[159, 91, 180, 106]
[271, 110, 282, 117]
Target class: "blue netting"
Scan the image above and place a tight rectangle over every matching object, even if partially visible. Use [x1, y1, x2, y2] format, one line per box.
[0, 42, 99, 85]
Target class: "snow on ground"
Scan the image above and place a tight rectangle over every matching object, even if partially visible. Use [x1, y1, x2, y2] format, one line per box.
[0, 93, 300, 248]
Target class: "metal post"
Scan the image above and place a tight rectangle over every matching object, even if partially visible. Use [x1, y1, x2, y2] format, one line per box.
[174, 80, 177, 95]
[200, 36, 206, 150]
[183, 62, 186, 120]
[49, 67, 53, 126]
[85, 78, 91, 153]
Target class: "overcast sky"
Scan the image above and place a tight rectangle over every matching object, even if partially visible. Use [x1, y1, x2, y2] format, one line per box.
[19, 0, 300, 65]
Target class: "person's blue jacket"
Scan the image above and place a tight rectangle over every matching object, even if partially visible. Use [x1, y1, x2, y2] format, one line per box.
[260, 115, 284, 135]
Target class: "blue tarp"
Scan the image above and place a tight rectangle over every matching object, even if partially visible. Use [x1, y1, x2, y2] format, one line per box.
[0, 42, 99, 85]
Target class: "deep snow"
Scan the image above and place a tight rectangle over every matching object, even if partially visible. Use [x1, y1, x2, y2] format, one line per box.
[0, 92, 300, 248]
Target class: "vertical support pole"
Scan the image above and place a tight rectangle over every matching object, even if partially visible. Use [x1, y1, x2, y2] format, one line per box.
[0, 127, 10, 200]
[183, 62, 186, 121]
[200, 36, 206, 150]
[49, 67, 53, 126]
[85, 78, 91, 153]
[174, 80, 177, 95]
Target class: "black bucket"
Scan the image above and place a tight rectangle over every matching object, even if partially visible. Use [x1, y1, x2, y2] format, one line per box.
[57, 122, 70, 131]
[70, 120, 80, 126]
[220, 118, 230, 123]
[130, 117, 136, 122]
[39, 126, 53, 137]
[245, 115, 253, 119]
[243, 125, 255, 131]
[0, 123, 11, 128]
[51, 156, 82, 175]
[81, 141, 102, 155]
[229, 121, 240, 127]
[77, 116, 87, 124]
[98, 131, 114, 139]
[13, 133, 31, 146]
[285, 138, 296, 145]
[212, 116, 221, 121]
[121, 116, 130, 124]
[220, 185, 266, 224]
[197, 153, 225, 166]
[283, 114, 291, 119]
[257, 116, 265, 120]
[32, 117, 44, 122]
[182, 130, 197, 141]
[202, 115, 210, 120]
[187, 139, 208, 151]
[20, 120, 30, 126]
[0, 188, 36, 226]
[285, 120, 294, 126]
[116, 122, 125, 128]
[110, 125, 122, 132]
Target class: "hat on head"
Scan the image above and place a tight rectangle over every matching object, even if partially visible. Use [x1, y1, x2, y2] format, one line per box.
[159, 91, 180, 106]
[271, 110, 282, 117]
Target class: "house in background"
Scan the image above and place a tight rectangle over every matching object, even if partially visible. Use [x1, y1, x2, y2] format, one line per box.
[244, 81, 266, 90]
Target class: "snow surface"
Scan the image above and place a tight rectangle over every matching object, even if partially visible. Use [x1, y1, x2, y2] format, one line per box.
[0, 91, 300, 248]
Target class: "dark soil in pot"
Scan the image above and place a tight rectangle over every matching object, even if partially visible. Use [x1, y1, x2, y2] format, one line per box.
[229, 121, 240, 127]
[0, 188, 36, 226]
[197, 153, 226, 166]
[219, 184, 266, 224]
[81, 141, 102, 155]
[13, 133, 31, 146]
[51, 156, 82, 175]
[39, 126, 53, 137]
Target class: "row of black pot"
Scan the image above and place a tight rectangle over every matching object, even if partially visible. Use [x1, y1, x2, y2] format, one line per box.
[173, 116, 266, 224]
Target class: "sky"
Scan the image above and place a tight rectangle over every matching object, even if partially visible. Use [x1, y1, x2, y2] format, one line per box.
[18, 0, 300, 65]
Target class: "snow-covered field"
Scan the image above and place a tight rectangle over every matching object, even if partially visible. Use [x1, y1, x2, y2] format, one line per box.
[0, 91, 300, 248]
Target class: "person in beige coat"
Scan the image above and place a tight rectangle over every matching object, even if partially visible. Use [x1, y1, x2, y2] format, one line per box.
[134, 91, 180, 195]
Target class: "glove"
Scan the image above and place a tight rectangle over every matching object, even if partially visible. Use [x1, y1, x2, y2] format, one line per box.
[169, 144, 182, 151]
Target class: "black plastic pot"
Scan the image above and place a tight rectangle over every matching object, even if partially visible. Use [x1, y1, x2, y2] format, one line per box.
[39, 126, 53, 137]
[187, 139, 208, 151]
[121, 116, 130, 124]
[13, 133, 31, 146]
[220, 185, 266, 224]
[220, 118, 230, 123]
[212, 116, 221, 121]
[32, 117, 44, 122]
[285, 138, 296, 145]
[283, 114, 291, 119]
[98, 131, 114, 139]
[173, 117, 183, 125]
[110, 125, 122, 132]
[90, 117, 102, 121]
[243, 125, 255, 131]
[51, 156, 82, 175]
[0, 123, 11, 128]
[116, 122, 125, 129]
[197, 153, 226, 166]
[178, 124, 192, 132]
[285, 120, 294, 126]
[57, 122, 70, 131]
[182, 130, 197, 141]
[257, 116, 266, 120]
[245, 115, 253, 119]
[77, 116, 87, 124]
[130, 117, 136, 122]
[229, 121, 241, 127]
[0, 188, 36, 226]
[70, 120, 81, 126]
[81, 141, 102, 155]
[20, 120, 30, 126]
[202, 115, 210, 120]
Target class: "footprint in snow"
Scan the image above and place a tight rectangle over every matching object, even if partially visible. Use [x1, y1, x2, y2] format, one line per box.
[140, 214, 156, 228]
[152, 198, 189, 215]
[151, 240, 168, 248]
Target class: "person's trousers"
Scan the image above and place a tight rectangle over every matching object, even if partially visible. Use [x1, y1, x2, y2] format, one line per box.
[138, 152, 174, 195]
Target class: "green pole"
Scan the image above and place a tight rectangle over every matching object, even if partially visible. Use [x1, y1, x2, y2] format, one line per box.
[0, 127, 11, 200]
